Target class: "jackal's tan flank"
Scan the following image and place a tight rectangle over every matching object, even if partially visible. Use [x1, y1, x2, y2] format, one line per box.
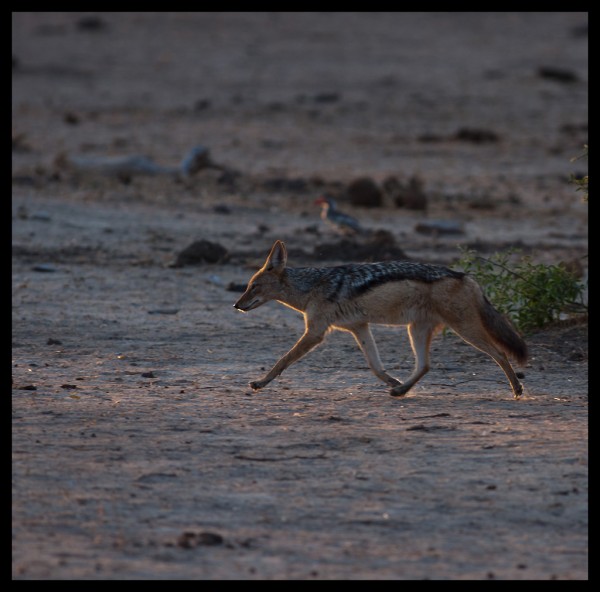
[234, 240, 528, 397]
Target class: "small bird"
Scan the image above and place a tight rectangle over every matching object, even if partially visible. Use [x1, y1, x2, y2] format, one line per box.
[314, 195, 363, 235]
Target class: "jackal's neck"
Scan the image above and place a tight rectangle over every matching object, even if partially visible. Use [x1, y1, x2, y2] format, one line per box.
[278, 267, 324, 312]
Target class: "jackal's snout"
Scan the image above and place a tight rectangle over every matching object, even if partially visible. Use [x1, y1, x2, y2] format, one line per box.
[233, 294, 251, 311]
[233, 285, 260, 312]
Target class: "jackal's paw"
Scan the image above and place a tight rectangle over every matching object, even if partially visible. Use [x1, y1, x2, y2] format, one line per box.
[513, 382, 524, 399]
[250, 380, 266, 390]
[390, 383, 410, 397]
[386, 377, 402, 387]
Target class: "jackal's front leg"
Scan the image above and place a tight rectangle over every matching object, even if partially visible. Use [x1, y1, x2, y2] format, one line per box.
[349, 324, 401, 388]
[250, 330, 325, 390]
[390, 323, 435, 397]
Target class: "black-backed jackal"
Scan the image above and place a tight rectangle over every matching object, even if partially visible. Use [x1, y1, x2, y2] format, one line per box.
[234, 240, 528, 398]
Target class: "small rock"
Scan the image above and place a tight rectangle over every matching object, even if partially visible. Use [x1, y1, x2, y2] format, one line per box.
[197, 532, 224, 546]
[63, 111, 80, 125]
[171, 240, 229, 267]
[314, 230, 408, 261]
[75, 16, 107, 31]
[32, 264, 57, 272]
[141, 372, 156, 378]
[47, 338, 62, 345]
[345, 177, 383, 208]
[384, 175, 428, 210]
[213, 204, 232, 215]
[538, 66, 578, 83]
[226, 282, 247, 293]
[262, 177, 311, 193]
[179, 145, 213, 175]
[31, 211, 52, 221]
[12, 133, 31, 152]
[313, 92, 340, 103]
[453, 127, 500, 143]
[176, 531, 224, 549]
[193, 98, 211, 111]
[414, 220, 464, 236]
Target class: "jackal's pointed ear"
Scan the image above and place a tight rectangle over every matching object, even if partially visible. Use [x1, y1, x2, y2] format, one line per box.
[265, 240, 287, 271]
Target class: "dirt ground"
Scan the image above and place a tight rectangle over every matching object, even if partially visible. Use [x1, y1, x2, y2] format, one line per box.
[12, 12, 588, 580]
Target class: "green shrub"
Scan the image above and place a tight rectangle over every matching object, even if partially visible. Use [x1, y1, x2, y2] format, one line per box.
[570, 144, 588, 202]
[455, 248, 587, 333]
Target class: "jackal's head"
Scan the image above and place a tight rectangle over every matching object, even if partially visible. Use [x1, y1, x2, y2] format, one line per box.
[233, 240, 287, 312]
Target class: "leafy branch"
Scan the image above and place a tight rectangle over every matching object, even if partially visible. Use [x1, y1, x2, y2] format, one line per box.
[570, 144, 588, 201]
[455, 248, 587, 333]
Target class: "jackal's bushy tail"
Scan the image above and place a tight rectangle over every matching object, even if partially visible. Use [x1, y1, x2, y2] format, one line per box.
[480, 296, 529, 364]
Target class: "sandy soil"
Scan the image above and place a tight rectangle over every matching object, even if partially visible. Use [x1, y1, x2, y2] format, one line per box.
[12, 12, 588, 580]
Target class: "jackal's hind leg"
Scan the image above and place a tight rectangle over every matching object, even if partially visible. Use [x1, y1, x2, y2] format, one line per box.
[449, 324, 524, 398]
[390, 323, 435, 397]
[350, 324, 401, 388]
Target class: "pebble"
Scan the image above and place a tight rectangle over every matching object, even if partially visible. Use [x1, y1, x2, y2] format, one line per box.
[171, 239, 229, 267]
[32, 264, 57, 272]
[414, 220, 464, 236]
[345, 177, 383, 208]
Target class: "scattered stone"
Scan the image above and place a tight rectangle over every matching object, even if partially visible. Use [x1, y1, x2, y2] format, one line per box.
[313, 92, 340, 103]
[417, 132, 445, 143]
[538, 66, 579, 83]
[141, 372, 156, 378]
[213, 204, 232, 215]
[75, 16, 108, 31]
[418, 128, 500, 143]
[384, 175, 428, 211]
[262, 177, 311, 193]
[61, 384, 78, 390]
[176, 531, 224, 549]
[32, 264, 57, 272]
[314, 229, 408, 261]
[414, 220, 464, 236]
[345, 177, 383, 208]
[179, 145, 214, 175]
[466, 195, 497, 210]
[406, 424, 455, 432]
[257, 223, 270, 234]
[453, 127, 500, 143]
[217, 169, 241, 188]
[171, 240, 230, 267]
[226, 282, 247, 292]
[567, 349, 585, 361]
[570, 24, 588, 38]
[147, 308, 179, 315]
[193, 98, 211, 111]
[559, 122, 588, 135]
[63, 111, 80, 125]
[47, 338, 62, 345]
[31, 210, 52, 221]
[12, 132, 31, 152]
[20, 385, 37, 391]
